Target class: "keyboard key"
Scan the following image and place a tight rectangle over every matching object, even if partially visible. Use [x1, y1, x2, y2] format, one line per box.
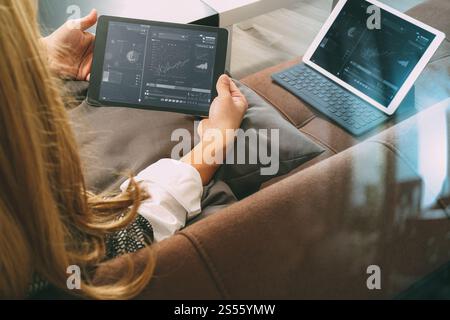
[357, 118, 368, 126]
[286, 74, 296, 80]
[374, 113, 383, 119]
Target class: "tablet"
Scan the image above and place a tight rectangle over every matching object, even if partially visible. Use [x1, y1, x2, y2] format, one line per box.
[303, 0, 445, 115]
[88, 16, 228, 116]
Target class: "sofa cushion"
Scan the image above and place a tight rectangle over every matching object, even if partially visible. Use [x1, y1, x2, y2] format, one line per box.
[216, 81, 325, 199]
[69, 103, 196, 192]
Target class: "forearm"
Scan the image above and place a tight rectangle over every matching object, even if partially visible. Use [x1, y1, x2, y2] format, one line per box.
[181, 141, 222, 186]
[181, 130, 236, 185]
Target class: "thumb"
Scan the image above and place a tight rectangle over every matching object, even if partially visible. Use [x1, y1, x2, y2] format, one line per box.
[216, 75, 231, 97]
[70, 9, 98, 31]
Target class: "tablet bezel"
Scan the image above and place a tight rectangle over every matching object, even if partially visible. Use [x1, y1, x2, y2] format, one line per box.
[87, 15, 229, 116]
[303, 0, 445, 115]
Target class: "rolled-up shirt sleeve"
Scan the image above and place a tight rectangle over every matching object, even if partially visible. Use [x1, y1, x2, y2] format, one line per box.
[120, 159, 203, 242]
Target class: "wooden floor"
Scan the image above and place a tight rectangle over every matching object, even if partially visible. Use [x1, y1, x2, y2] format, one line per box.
[230, 0, 425, 79]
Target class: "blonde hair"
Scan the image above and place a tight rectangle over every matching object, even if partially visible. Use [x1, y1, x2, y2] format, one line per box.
[0, 0, 155, 299]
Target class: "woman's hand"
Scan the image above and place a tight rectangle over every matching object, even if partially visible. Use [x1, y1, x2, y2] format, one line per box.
[42, 9, 98, 81]
[182, 75, 248, 185]
[198, 75, 248, 140]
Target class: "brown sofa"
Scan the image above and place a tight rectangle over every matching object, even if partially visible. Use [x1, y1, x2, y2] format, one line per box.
[51, 0, 450, 299]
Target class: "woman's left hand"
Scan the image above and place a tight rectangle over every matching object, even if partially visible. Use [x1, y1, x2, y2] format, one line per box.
[42, 9, 98, 81]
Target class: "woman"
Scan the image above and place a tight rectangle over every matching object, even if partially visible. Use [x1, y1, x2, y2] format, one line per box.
[0, 1, 248, 299]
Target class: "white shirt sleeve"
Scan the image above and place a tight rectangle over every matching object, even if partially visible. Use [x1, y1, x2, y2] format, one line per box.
[120, 159, 203, 242]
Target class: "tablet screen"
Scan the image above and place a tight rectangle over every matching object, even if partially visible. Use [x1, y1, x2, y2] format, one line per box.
[309, 0, 436, 107]
[98, 21, 219, 112]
